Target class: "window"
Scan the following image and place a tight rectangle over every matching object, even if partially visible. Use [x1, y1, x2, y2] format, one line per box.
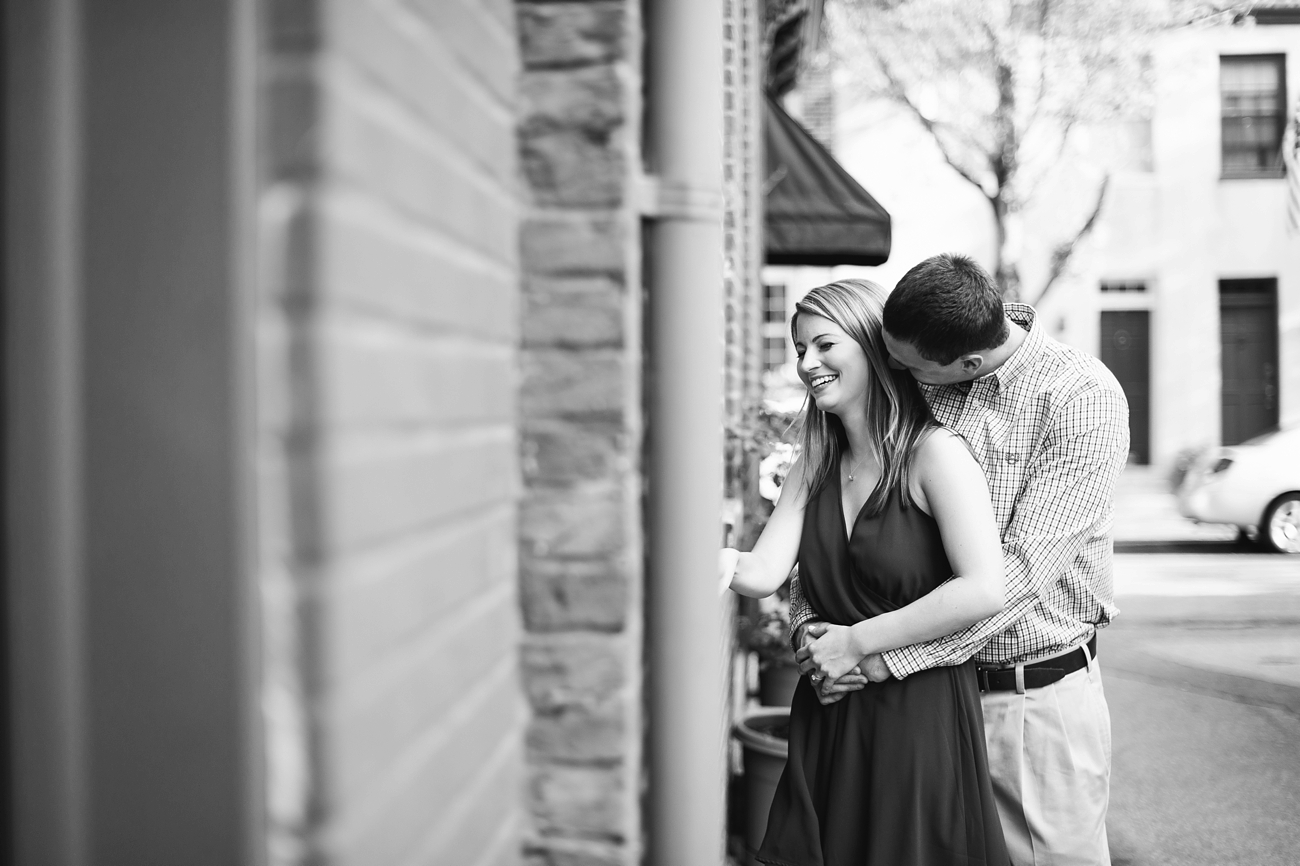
[1221, 55, 1287, 177]
[1101, 280, 1147, 293]
[763, 282, 787, 324]
[764, 335, 788, 371]
[762, 283, 788, 370]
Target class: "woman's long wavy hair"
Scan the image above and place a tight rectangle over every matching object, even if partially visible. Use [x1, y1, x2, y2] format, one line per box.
[793, 279, 937, 515]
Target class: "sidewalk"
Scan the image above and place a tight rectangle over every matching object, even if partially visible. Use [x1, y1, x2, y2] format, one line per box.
[1108, 464, 1300, 699]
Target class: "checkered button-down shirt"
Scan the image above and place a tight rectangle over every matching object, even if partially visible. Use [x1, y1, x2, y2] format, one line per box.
[789, 304, 1130, 678]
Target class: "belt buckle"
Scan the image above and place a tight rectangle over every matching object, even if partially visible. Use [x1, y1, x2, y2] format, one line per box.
[977, 668, 991, 692]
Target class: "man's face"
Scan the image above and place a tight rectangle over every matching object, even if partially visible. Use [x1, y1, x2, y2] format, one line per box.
[882, 330, 981, 386]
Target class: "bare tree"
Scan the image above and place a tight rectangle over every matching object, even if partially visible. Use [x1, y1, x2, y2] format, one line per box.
[830, 0, 1228, 300]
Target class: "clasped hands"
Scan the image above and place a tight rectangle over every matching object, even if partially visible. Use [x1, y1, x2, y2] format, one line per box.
[796, 622, 891, 705]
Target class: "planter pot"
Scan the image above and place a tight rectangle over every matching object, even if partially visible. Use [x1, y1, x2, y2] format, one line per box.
[758, 661, 801, 707]
[733, 709, 790, 865]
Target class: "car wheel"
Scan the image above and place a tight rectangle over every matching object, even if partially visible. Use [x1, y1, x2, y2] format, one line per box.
[1261, 493, 1300, 554]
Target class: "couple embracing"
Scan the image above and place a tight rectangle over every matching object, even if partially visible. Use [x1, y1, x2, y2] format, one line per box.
[721, 254, 1129, 866]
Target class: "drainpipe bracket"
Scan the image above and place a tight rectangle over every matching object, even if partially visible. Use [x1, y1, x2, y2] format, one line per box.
[636, 171, 724, 223]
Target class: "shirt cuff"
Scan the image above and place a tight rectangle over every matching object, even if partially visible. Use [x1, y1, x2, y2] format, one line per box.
[788, 605, 818, 654]
[881, 646, 927, 680]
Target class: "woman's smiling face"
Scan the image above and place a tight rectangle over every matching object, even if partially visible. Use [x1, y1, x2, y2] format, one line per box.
[794, 313, 870, 416]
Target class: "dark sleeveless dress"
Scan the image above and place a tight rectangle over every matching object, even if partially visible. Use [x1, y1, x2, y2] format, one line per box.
[757, 474, 1010, 866]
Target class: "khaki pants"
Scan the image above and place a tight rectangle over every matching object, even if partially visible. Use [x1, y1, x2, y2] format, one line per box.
[980, 652, 1112, 866]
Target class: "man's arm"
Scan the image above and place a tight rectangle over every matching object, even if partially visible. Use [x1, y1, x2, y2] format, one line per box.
[882, 386, 1129, 679]
[787, 571, 820, 654]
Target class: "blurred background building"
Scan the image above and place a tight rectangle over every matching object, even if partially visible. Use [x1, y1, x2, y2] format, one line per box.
[1045, 3, 1300, 466]
[5, 0, 884, 864]
[771, 1, 1300, 477]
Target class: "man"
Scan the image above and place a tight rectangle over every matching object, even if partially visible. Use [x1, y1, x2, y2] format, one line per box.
[791, 253, 1129, 866]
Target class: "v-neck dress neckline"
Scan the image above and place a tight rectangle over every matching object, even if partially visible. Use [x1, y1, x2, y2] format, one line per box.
[836, 469, 873, 545]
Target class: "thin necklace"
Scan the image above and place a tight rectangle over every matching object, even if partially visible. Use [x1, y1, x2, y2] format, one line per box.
[844, 450, 870, 482]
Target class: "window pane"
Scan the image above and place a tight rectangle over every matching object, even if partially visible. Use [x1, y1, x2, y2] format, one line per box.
[1221, 55, 1286, 174]
[763, 283, 786, 324]
[764, 335, 787, 371]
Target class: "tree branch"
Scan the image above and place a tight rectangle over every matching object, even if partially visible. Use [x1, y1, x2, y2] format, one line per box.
[1021, 0, 1054, 147]
[1015, 116, 1076, 207]
[874, 55, 995, 198]
[1034, 174, 1110, 306]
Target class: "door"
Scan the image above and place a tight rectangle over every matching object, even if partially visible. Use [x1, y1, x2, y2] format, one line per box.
[1099, 310, 1151, 464]
[1219, 279, 1279, 445]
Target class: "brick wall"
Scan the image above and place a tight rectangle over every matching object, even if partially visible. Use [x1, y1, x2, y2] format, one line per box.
[514, 3, 646, 865]
[258, 1, 526, 863]
[721, 0, 766, 791]
[722, 0, 767, 517]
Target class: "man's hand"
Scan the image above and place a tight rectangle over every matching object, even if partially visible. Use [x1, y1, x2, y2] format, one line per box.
[799, 622, 866, 682]
[859, 652, 891, 683]
[794, 621, 821, 676]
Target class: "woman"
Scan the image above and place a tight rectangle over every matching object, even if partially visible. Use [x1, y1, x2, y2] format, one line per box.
[722, 280, 1010, 866]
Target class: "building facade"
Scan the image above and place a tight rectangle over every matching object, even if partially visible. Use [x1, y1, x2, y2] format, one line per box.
[4, 0, 802, 864]
[1045, 7, 1300, 469]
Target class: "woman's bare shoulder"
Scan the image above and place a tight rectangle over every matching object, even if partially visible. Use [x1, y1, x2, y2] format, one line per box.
[913, 426, 980, 476]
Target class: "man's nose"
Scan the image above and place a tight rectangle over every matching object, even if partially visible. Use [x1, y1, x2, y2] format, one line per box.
[886, 356, 905, 371]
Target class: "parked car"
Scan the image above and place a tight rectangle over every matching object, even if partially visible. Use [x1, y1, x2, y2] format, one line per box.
[1177, 425, 1300, 553]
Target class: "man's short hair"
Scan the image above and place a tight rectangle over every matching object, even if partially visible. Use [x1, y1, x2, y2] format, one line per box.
[883, 254, 1008, 364]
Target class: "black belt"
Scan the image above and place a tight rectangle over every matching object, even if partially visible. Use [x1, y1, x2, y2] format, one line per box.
[977, 635, 1096, 693]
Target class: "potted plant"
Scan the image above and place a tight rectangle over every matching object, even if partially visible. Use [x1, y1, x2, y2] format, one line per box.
[748, 590, 801, 707]
[733, 708, 789, 865]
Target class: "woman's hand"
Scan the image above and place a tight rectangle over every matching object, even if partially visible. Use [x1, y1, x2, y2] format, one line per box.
[718, 548, 740, 595]
[811, 670, 868, 705]
[799, 622, 867, 682]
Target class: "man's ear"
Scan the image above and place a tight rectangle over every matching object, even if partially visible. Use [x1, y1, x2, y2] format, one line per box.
[959, 354, 985, 376]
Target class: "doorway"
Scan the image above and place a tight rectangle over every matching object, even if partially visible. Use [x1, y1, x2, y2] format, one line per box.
[1099, 310, 1151, 464]
[1219, 279, 1279, 445]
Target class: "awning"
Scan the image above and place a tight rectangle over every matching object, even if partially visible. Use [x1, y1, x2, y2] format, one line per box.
[764, 93, 891, 267]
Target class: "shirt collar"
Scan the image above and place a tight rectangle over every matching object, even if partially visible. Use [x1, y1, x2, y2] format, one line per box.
[972, 303, 1043, 393]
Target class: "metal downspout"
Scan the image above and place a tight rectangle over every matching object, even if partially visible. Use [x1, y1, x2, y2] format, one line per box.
[644, 1, 726, 864]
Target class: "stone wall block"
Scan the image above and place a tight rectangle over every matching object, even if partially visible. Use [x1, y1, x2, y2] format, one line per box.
[529, 765, 625, 840]
[522, 128, 625, 207]
[519, 555, 627, 631]
[521, 213, 625, 274]
[527, 699, 624, 762]
[520, 632, 626, 711]
[521, 349, 624, 417]
[519, 483, 623, 558]
[520, 66, 624, 135]
[526, 274, 623, 296]
[524, 839, 627, 866]
[522, 418, 625, 482]
[518, 3, 625, 69]
[522, 278, 624, 346]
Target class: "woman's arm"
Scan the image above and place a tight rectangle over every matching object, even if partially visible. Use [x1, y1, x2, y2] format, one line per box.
[725, 456, 810, 598]
[803, 431, 1005, 679]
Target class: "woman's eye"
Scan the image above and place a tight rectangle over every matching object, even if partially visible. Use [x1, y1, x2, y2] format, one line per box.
[818, 342, 833, 352]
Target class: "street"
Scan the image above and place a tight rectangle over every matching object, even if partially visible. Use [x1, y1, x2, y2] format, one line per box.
[1104, 470, 1300, 866]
